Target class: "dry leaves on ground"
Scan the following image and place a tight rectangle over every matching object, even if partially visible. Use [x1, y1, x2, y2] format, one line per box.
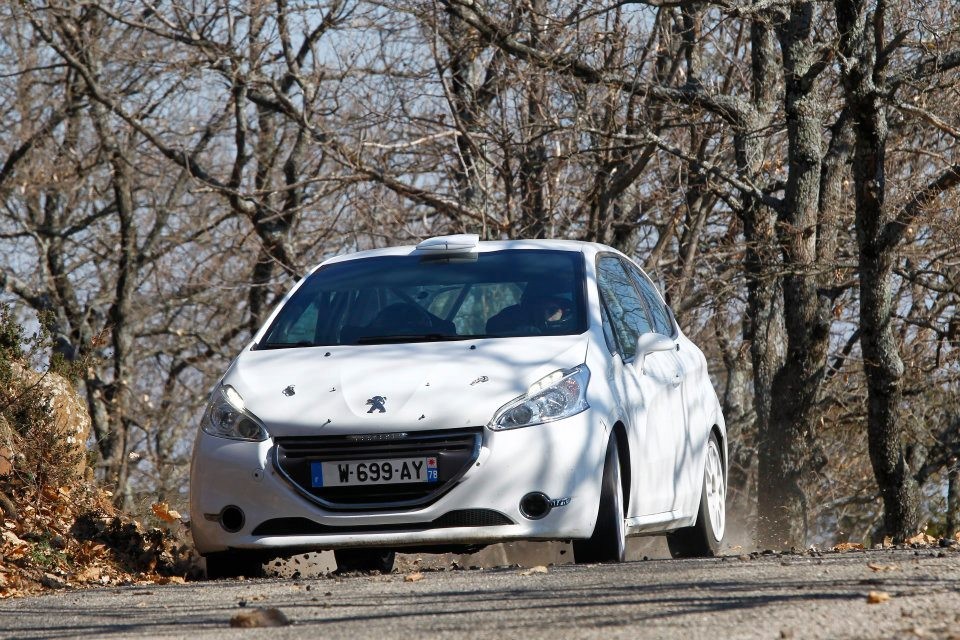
[867, 591, 891, 604]
[905, 532, 937, 546]
[833, 542, 865, 552]
[0, 484, 195, 598]
[404, 572, 424, 583]
[867, 562, 899, 572]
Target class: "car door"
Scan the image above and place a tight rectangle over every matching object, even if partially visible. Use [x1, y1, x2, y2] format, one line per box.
[624, 262, 695, 512]
[595, 256, 685, 517]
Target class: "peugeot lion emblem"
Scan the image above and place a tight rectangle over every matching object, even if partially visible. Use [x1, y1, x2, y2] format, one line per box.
[366, 395, 387, 413]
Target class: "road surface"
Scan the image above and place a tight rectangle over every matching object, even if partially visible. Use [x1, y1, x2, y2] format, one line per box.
[1, 548, 958, 639]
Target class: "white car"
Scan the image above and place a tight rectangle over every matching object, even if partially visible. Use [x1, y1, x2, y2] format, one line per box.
[190, 236, 726, 577]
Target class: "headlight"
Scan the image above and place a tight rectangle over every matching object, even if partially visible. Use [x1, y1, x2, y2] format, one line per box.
[489, 365, 590, 430]
[201, 385, 269, 441]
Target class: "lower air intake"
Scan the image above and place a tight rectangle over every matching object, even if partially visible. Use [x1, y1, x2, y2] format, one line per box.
[251, 509, 514, 536]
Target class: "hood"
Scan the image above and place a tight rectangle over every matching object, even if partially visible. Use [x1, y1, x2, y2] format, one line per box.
[223, 335, 590, 436]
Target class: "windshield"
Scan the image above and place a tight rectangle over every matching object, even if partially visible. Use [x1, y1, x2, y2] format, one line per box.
[257, 249, 587, 348]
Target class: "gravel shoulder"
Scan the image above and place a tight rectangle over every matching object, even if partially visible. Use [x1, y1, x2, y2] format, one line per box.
[1, 548, 958, 640]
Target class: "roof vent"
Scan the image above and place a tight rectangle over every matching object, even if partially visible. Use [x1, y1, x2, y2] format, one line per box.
[415, 234, 480, 253]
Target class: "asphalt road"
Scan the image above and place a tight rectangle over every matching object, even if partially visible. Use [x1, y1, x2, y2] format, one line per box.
[1, 548, 958, 640]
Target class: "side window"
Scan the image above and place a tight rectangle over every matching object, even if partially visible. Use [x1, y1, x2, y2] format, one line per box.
[625, 262, 674, 336]
[596, 256, 653, 359]
[599, 300, 619, 355]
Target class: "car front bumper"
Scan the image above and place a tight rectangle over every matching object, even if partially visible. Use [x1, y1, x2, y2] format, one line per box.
[189, 410, 608, 555]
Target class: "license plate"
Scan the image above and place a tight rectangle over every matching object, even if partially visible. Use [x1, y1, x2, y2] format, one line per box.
[311, 457, 438, 487]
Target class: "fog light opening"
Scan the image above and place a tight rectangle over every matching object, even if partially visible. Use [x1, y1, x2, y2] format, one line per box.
[219, 505, 245, 533]
[519, 492, 552, 520]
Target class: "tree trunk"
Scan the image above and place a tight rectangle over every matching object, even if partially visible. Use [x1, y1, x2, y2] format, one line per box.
[836, 0, 923, 540]
[948, 460, 959, 537]
[758, 2, 832, 549]
[517, 0, 548, 238]
[738, 16, 787, 548]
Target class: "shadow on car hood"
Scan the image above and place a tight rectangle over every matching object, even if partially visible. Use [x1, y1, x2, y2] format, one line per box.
[224, 334, 590, 436]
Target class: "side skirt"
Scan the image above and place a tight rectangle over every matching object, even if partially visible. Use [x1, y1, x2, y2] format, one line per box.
[625, 510, 692, 536]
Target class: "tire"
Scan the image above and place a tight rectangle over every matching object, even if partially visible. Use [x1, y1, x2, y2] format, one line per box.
[573, 436, 626, 564]
[334, 549, 396, 574]
[204, 550, 267, 580]
[667, 431, 725, 558]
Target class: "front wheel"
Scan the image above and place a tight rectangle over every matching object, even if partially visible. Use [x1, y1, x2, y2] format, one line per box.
[334, 549, 396, 574]
[667, 431, 725, 558]
[573, 436, 626, 564]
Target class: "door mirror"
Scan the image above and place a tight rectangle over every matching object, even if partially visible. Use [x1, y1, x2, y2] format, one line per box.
[634, 332, 674, 373]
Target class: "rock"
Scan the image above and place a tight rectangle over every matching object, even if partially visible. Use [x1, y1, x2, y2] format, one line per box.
[229, 608, 291, 628]
[519, 565, 549, 576]
[40, 573, 69, 589]
[9, 363, 91, 480]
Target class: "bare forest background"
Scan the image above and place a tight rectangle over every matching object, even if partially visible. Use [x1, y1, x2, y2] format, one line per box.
[1, 0, 959, 549]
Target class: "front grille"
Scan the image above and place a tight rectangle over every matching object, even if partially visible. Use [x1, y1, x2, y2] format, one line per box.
[251, 509, 513, 536]
[273, 427, 483, 511]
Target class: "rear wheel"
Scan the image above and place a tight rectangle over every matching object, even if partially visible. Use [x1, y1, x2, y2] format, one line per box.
[334, 549, 396, 574]
[667, 431, 725, 558]
[204, 551, 267, 580]
[574, 437, 626, 564]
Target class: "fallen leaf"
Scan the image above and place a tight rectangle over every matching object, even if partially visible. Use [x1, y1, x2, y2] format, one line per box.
[867, 591, 891, 604]
[404, 572, 424, 583]
[155, 576, 185, 585]
[76, 566, 102, 583]
[867, 563, 898, 572]
[229, 608, 290, 628]
[6, 544, 28, 560]
[905, 532, 936, 546]
[954, 531, 959, 543]
[1, 531, 22, 545]
[520, 565, 549, 576]
[833, 542, 865, 552]
[882, 536, 894, 548]
[150, 502, 181, 523]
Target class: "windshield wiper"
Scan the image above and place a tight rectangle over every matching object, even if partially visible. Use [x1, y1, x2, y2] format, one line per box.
[257, 341, 315, 350]
[355, 334, 490, 345]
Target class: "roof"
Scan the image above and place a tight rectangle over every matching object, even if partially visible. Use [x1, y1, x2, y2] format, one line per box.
[317, 238, 619, 270]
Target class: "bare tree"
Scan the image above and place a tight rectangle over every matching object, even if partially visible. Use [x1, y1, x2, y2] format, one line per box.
[836, 0, 960, 539]
[2, 0, 958, 543]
